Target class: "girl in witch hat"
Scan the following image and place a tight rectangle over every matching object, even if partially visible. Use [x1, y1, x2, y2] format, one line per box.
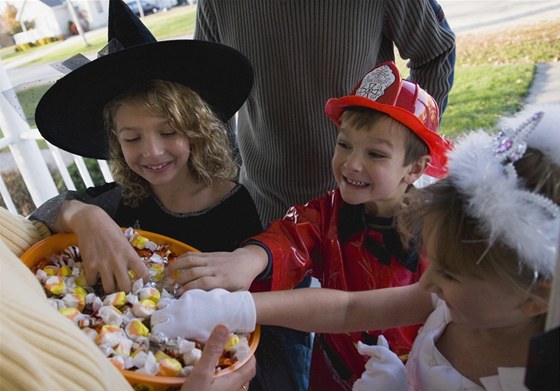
[30, 0, 262, 294]
[30, 2, 306, 390]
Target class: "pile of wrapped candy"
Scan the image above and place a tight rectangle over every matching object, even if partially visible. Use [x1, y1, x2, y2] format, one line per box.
[31, 228, 251, 377]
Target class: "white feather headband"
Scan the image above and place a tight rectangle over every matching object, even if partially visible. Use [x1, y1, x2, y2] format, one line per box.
[448, 106, 560, 279]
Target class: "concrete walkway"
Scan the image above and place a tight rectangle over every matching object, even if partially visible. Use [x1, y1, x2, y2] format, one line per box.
[526, 62, 560, 106]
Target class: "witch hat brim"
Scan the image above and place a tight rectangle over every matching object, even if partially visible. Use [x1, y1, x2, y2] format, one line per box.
[34, 0, 253, 160]
[35, 40, 253, 159]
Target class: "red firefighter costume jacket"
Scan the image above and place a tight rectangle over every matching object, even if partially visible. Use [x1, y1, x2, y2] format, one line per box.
[249, 189, 424, 391]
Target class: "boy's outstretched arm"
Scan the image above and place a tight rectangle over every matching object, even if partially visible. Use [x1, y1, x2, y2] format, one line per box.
[53, 200, 149, 293]
[166, 245, 269, 294]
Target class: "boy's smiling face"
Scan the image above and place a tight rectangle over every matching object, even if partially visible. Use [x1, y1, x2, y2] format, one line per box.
[332, 114, 426, 217]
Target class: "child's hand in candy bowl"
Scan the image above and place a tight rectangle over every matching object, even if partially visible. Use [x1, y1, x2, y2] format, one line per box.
[151, 288, 256, 341]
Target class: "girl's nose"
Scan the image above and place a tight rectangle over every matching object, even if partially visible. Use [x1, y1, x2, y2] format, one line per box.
[141, 137, 164, 157]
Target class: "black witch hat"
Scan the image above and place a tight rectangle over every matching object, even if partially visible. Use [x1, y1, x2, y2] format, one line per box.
[35, 0, 253, 160]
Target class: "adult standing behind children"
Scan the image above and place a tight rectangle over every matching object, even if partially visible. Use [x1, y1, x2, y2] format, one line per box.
[194, 0, 456, 225]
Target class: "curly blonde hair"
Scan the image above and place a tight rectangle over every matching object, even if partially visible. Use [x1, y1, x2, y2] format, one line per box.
[103, 80, 238, 206]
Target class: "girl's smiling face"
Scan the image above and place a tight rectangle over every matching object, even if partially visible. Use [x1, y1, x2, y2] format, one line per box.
[332, 115, 425, 216]
[114, 104, 192, 190]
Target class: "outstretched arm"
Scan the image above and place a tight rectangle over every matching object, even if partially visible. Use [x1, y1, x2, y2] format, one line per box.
[152, 283, 432, 339]
[254, 283, 431, 332]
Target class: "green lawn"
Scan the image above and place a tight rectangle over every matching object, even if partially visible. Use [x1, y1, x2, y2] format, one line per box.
[1, 8, 558, 142]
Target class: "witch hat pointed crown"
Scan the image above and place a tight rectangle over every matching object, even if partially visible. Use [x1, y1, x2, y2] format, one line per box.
[35, 0, 253, 160]
[107, 0, 156, 48]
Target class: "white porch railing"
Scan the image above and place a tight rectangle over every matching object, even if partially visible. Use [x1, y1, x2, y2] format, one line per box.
[0, 60, 112, 216]
[0, 127, 113, 216]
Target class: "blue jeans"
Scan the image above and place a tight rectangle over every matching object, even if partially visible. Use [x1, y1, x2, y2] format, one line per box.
[250, 276, 313, 391]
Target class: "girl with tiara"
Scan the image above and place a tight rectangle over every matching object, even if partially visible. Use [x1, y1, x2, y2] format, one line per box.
[151, 105, 559, 390]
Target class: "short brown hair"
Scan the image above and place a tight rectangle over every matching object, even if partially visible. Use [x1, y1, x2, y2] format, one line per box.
[341, 107, 429, 166]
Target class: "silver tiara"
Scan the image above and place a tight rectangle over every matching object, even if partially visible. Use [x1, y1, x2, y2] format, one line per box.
[449, 110, 559, 278]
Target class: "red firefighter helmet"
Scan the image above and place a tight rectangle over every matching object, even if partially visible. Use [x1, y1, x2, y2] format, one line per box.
[325, 61, 452, 178]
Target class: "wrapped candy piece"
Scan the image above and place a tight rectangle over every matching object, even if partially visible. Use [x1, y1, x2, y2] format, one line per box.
[149, 253, 165, 264]
[132, 299, 156, 318]
[123, 227, 135, 240]
[59, 307, 83, 323]
[58, 265, 72, 277]
[72, 286, 88, 299]
[138, 286, 160, 304]
[225, 334, 240, 351]
[132, 336, 150, 353]
[78, 317, 102, 329]
[155, 351, 183, 377]
[103, 291, 127, 308]
[62, 293, 85, 311]
[126, 292, 139, 306]
[43, 265, 59, 276]
[74, 269, 88, 287]
[97, 324, 126, 347]
[179, 340, 201, 365]
[110, 355, 126, 370]
[98, 305, 124, 326]
[125, 319, 150, 339]
[148, 263, 165, 282]
[71, 266, 81, 277]
[114, 337, 133, 358]
[45, 275, 66, 295]
[144, 240, 158, 252]
[131, 279, 145, 294]
[86, 293, 103, 313]
[231, 336, 251, 361]
[121, 308, 136, 324]
[135, 352, 159, 376]
[130, 349, 149, 369]
[131, 234, 150, 249]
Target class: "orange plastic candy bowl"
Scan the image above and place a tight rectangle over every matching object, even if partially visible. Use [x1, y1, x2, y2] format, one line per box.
[20, 229, 260, 391]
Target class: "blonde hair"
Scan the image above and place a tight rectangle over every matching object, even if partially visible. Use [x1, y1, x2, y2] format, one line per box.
[104, 80, 238, 206]
[398, 146, 560, 310]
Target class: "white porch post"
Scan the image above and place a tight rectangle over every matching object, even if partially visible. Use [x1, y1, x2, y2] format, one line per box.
[0, 60, 58, 207]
